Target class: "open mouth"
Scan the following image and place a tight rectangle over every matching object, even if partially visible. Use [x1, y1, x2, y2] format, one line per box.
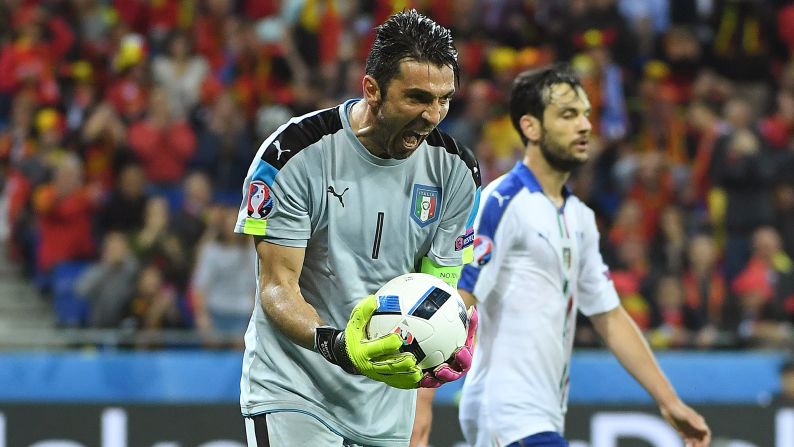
[402, 130, 430, 150]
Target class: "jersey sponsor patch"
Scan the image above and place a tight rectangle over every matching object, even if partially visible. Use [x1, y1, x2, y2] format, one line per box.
[410, 184, 442, 227]
[473, 235, 493, 266]
[247, 180, 274, 219]
[455, 227, 475, 251]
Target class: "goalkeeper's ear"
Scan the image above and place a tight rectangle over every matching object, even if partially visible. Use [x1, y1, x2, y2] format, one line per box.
[420, 257, 462, 288]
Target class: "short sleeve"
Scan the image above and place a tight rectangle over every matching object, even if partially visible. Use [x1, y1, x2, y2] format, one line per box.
[577, 207, 620, 316]
[458, 185, 517, 301]
[235, 154, 311, 247]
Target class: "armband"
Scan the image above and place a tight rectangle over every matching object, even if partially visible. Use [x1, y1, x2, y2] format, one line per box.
[243, 218, 268, 236]
[420, 257, 462, 288]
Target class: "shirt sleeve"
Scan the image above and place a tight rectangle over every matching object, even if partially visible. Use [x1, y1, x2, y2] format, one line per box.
[235, 151, 312, 247]
[577, 206, 621, 316]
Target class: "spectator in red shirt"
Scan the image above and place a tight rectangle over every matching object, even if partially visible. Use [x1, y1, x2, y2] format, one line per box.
[32, 154, 99, 273]
[192, 0, 233, 71]
[611, 235, 653, 330]
[105, 34, 149, 123]
[128, 88, 196, 186]
[729, 251, 788, 349]
[608, 199, 647, 248]
[626, 152, 675, 241]
[760, 91, 794, 150]
[747, 227, 794, 314]
[0, 5, 74, 105]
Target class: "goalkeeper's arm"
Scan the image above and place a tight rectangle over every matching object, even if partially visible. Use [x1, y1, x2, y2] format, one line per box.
[253, 237, 422, 389]
[254, 236, 321, 350]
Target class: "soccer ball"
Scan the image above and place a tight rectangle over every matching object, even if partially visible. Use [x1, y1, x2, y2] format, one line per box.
[367, 273, 468, 371]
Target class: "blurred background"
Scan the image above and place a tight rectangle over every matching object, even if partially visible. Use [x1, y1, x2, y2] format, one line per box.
[1, 0, 794, 445]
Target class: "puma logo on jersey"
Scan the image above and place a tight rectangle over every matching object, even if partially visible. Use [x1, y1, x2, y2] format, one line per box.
[327, 186, 349, 207]
[273, 140, 290, 161]
[492, 191, 510, 207]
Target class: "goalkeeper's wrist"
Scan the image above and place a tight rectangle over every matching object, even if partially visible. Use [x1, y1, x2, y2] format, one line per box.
[314, 326, 358, 374]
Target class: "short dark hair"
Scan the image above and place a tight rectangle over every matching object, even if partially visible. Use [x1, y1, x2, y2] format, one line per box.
[365, 9, 459, 96]
[509, 64, 583, 144]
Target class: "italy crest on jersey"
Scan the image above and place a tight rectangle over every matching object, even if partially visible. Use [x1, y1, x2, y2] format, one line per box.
[410, 184, 442, 227]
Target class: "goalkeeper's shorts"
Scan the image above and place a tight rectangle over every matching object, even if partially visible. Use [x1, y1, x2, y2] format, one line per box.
[244, 411, 367, 447]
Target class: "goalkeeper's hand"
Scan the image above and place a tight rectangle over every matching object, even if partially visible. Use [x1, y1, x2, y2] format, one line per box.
[314, 295, 422, 389]
[419, 306, 478, 388]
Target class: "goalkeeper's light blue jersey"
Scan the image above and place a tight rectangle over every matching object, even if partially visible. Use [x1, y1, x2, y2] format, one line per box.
[458, 162, 620, 446]
[234, 99, 480, 446]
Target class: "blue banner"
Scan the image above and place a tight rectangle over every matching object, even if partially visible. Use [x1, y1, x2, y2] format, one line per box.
[0, 350, 785, 404]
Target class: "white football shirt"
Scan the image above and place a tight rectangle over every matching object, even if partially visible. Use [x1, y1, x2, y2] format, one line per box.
[458, 162, 620, 446]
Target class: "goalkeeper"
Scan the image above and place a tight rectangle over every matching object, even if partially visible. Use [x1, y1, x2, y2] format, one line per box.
[234, 10, 480, 447]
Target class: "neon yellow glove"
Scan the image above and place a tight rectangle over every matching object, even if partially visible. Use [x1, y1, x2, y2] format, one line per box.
[315, 296, 422, 389]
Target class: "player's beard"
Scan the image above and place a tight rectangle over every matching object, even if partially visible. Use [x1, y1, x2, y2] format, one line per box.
[538, 129, 587, 173]
[370, 109, 417, 160]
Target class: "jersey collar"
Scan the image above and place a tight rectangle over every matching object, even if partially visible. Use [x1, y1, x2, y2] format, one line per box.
[511, 161, 572, 198]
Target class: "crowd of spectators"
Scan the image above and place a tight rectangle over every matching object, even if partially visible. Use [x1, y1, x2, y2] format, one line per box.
[1, 0, 794, 350]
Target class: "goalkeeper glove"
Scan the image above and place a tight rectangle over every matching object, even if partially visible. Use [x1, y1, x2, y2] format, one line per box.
[315, 295, 423, 389]
[419, 306, 478, 388]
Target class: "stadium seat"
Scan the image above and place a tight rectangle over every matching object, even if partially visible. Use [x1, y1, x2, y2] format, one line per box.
[51, 261, 92, 328]
[212, 190, 240, 206]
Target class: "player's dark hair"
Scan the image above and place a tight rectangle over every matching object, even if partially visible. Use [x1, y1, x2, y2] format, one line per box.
[510, 64, 583, 144]
[365, 9, 459, 96]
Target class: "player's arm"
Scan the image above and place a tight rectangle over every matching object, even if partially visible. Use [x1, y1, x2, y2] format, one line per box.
[254, 236, 317, 349]
[255, 236, 422, 388]
[410, 387, 435, 447]
[458, 289, 477, 309]
[589, 307, 711, 446]
[577, 205, 709, 446]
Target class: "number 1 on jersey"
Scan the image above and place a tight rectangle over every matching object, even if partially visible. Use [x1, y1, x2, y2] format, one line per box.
[372, 212, 385, 259]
